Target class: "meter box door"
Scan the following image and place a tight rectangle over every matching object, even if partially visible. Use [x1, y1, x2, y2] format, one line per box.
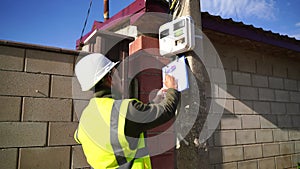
[159, 16, 195, 56]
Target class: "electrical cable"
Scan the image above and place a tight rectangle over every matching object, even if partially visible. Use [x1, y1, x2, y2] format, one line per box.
[172, 0, 185, 20]
[169, 0, 178, 14]
[168, 0, 172, 14]
[79, 0, 93, 48]
[169, 0, 178, 11]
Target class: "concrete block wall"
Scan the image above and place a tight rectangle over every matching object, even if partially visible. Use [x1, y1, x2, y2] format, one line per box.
[0, 41, 90, 169]
[208, 41, 300, 169]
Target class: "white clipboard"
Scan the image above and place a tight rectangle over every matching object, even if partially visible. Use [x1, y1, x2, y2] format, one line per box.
[162, 56, 189, 92]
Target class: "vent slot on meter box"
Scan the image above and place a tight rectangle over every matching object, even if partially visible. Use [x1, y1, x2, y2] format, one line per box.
[159, 16, 195, 56]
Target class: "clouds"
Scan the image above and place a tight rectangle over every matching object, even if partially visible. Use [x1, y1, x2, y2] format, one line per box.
[293, 23, 300, 40]
[201, 0, 277, 21]
[293, 34, 300, 40]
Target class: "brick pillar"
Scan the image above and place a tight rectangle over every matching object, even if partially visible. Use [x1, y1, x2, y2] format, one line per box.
[129, 36, 175, 169]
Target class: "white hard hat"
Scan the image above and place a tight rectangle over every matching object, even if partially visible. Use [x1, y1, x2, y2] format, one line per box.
[75, 53, 119, 91]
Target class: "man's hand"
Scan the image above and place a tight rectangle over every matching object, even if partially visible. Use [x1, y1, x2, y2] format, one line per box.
[164, 74, 178, 90]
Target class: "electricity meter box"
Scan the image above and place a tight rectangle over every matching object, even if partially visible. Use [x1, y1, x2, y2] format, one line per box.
[159, 16, 195, 56]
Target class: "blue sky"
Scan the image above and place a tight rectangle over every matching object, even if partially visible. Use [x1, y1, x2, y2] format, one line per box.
[0, 0, 299, 49]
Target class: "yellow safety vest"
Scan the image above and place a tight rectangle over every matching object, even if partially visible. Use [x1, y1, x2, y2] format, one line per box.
[74, 98, 152, 169]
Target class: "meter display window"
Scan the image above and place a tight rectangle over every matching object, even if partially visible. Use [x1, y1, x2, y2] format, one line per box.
[160, 29, 169, 39]
[173, 20, 185, 31]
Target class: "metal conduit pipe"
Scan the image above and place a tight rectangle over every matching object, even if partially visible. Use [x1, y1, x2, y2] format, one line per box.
[104, 0, 109, 21]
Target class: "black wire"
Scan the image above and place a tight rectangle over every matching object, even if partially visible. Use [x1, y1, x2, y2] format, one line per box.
[168, 0, 172, 14]
[79, 0, 93, 47]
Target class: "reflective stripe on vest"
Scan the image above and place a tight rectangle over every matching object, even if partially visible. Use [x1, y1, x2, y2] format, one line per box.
[110, 100, 131, 167]
[75, 98, 152, 169]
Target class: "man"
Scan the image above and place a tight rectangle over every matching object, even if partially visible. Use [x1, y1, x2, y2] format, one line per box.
[74, 53, 180, 169]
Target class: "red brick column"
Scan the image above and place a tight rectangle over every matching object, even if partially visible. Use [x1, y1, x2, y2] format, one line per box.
[129, 36, 176, 169]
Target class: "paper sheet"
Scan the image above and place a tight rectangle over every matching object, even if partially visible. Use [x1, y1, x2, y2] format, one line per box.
[162, 56, 189, 92]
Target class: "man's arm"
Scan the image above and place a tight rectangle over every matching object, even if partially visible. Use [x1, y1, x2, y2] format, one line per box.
[125, 90, 180, 138]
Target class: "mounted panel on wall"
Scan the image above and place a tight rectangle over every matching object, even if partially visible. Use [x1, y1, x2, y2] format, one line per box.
[159, 16, 195, 56]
